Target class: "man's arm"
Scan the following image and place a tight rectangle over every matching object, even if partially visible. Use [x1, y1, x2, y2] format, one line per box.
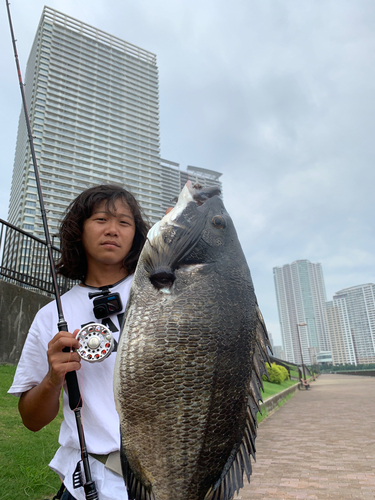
[19, 330, 81, 432]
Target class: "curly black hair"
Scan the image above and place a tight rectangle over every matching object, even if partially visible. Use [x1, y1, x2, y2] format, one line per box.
[56, 184, 150, 281]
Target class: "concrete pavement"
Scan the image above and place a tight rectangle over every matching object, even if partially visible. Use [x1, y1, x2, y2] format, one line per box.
[237, 374, 375, 500]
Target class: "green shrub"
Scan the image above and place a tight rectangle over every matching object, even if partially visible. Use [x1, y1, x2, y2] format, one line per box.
[278, 364, 289, 382]
[262, 362, 289, 384]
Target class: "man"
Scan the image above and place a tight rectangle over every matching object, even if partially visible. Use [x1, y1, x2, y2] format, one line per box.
[9, 184, 149, 500]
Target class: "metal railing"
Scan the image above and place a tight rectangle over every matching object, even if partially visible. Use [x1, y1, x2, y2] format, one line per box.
[0, 218, 76, 296]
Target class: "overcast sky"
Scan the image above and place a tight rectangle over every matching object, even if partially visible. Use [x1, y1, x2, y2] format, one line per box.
[1, 0, 374, 345]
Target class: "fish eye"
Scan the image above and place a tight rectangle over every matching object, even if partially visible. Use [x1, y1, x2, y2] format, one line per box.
[150, 269, 176, 290]
[211, 215, 226, 229]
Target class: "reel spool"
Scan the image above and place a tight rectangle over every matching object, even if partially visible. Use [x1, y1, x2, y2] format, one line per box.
[76, 323, 114, 363]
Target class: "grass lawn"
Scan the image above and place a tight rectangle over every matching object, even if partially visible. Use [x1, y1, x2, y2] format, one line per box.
[289, 369, 299, 379]
[257, 378, 299, 423]
[261, 378, 298, 400]
[1, 365, 298, 498]
[0, 364, 63, 500]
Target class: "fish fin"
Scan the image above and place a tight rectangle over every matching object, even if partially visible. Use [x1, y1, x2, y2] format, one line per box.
[256, 303, 273, 361]
[204, 400, 258, 500]
[120, 443, 155, 500]
[250, 370, 263, 406]
[248, 302, 272, 430]
[204, 306, 271, 500]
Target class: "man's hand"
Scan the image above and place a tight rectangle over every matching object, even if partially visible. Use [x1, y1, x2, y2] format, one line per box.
[46, 329, 81, 389]
[19, 328, 82, 431]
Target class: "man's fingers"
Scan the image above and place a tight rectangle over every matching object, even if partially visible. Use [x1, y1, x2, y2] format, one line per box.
[47, 331, 82, 387]
[48, 331, 80, 352]
[63, 360, 82, 374]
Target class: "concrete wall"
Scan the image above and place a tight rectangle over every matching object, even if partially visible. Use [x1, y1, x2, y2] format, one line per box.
[336, 370, 375, 377]
[260, 383, 300, 414]
[0, 280, 52, 364]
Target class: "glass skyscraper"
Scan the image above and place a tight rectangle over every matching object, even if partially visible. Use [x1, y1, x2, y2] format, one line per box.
[8, 6, 162, 238]
[273, 259, 329, 365]
[328, 284, 375, 365]
[8, 6, 223, 247]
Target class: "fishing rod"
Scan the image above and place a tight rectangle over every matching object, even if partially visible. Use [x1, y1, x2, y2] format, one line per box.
[5, 2, 98, 498]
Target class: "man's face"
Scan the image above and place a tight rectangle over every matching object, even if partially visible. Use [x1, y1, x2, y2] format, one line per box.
[81, 198, 136, 273]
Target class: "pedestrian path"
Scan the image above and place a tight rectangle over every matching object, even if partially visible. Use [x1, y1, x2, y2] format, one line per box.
[237, 374, 375, 499]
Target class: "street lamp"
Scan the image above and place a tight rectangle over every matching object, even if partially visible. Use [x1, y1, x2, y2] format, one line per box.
[297, 322, 307, 380]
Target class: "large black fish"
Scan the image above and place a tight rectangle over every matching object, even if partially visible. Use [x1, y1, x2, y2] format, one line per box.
[114, 182, 271, 500]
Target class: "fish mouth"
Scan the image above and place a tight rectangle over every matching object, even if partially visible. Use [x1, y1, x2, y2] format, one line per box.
[188, 182, 221, 204]
[148, 181, 221, 242]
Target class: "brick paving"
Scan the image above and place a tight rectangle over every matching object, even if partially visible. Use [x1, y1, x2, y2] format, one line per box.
[237, 374, 375, 500]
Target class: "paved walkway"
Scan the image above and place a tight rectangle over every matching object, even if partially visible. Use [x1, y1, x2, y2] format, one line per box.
[237, 374, 375, 500]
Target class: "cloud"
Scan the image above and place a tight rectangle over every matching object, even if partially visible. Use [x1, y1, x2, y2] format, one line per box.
[1, 0, 374, 346]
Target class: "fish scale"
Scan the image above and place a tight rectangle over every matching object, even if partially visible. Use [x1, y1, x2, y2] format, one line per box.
[114, 182, 271, 500]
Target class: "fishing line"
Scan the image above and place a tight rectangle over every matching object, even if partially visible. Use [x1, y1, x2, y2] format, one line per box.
[5, 2, 99, 498]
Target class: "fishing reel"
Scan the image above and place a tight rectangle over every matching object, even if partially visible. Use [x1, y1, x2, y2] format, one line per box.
[76, 323, 114, 363]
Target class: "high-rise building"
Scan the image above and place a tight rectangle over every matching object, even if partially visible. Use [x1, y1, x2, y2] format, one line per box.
[325, 299, 356, 365]
[267, 331, 274, 350]
[327, 284, 375, 365]
[272, 345, 286, 361]
[8, 6, 162, 238]
[8, 6, 223, 255]
[273, 259, 329, 365]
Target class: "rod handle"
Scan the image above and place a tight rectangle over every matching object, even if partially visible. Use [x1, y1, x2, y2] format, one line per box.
[64, 370, 82, 411]
[59, 319, 82, 410]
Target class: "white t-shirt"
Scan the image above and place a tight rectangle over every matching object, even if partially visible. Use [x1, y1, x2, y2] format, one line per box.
[9, 276, 133, 500]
